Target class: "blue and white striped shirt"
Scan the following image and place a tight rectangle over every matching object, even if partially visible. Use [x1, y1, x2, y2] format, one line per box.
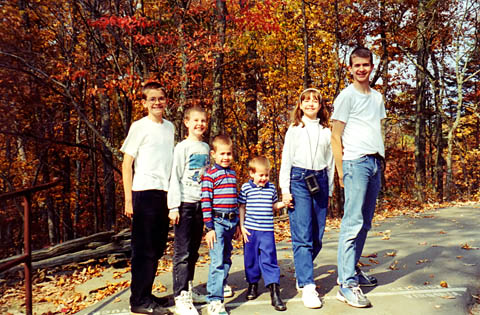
[238, 180, 277, 232]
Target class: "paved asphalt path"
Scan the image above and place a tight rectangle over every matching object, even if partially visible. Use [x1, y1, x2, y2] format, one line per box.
[76, 204, 480, 315]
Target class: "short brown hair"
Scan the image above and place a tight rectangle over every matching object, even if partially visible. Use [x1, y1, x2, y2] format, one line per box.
[211, 134, 232, 152]
[141, 82, 166, 100]
[184, 106, 207, 120]
[349, 46, 373, 66]
[248, 156, 271, 173]
[291, 88, 329, 128]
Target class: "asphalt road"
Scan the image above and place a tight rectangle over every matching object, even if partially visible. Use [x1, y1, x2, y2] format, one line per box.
[76, 203, 480, 315]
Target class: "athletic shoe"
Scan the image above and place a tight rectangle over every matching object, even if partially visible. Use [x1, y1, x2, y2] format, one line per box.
[336, 267, 378, 287]
[130, 301, 164, 315]
[150, 295, 169, 307]
[336, 284, 371, 308]
[301, 284, 322, 309]
[223, 284, 233, 298]
[188, 281, 207, 304]
[207, 300, 228, 315]
[174, 291, 198, 315]
[356, 267, 378, 287]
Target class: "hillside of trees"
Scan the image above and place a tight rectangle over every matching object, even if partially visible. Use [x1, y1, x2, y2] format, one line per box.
[0, 0, 479, 258]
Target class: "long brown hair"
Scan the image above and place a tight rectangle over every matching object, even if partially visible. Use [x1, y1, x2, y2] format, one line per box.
[290, 88, 330, 128]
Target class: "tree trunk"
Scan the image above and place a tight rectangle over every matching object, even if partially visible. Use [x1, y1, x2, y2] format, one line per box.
[210, 0, 227, 138]
[301, 0, 311, 89]
[100, 95, 115, 230]
[62, 106, 74, 241]
[245, 49, 259, 155]
[414, 0, 429, 202]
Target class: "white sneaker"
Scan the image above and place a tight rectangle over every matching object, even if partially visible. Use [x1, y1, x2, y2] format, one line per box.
[207, 300, 228, 315]
[301, 284, 322, 309]
[175, 291, 198, 315]
[223, 284, 233, 298]
[188, 281, 207, 304]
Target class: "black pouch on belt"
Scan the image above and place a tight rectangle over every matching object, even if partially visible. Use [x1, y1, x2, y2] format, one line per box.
[305, 173, 320, 195]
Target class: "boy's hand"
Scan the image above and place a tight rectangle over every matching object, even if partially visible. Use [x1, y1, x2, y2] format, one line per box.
[124, 201, 133, 218]
[282, 193, 293, 208]
[169, 212, 180, 225]
[206, 230, 216, 249]
[240, 226, 251, 243]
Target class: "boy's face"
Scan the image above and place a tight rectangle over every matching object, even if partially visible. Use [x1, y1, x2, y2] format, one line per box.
[184, 111, 207, 139]
[349, 56, 373, 84]
[143, 89, 167, 121]
[212, 143, 233, 168]
[250, 166, 270, 187]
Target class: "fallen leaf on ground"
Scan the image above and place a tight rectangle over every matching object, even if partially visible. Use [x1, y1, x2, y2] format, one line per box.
[441, 295, 456, 299]
[416, 259, 429, 265]
[461, 243, 479, 250]
[385, 251, 397, 257]
[389, 261, 399, 270]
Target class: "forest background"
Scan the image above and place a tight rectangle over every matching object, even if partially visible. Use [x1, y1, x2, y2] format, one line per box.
[0, 0, 479, 261]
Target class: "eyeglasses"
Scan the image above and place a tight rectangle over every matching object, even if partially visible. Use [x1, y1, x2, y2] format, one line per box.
[147, 97, 166, 103]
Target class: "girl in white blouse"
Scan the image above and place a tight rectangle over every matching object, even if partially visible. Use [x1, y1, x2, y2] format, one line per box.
[279, 88, 334, 309]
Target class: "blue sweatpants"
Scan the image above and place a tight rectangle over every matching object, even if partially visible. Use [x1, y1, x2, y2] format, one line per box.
[243, 229, 280, 286]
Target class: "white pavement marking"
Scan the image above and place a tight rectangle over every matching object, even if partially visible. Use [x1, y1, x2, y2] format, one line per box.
[88, 287, 468, 314]
[226, 287, 468, 307]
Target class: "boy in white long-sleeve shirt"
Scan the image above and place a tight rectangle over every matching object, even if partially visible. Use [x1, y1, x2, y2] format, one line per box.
[168, 107, 210, 315]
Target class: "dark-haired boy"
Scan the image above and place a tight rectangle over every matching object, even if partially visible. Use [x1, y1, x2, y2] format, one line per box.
[121, 82, 174, 314]
[331, 47, 386, 308]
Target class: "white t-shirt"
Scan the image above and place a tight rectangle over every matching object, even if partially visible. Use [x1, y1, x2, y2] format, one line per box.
[120, 116, 175, 191]
[167, 139, 210, 211]
[279, 116, 335, 196]
[331, 84, 386, 160]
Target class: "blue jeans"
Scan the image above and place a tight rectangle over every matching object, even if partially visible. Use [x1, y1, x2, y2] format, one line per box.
[207, 216, 238, 302]
[337, 155, 382, 286]
[244, 229, 280, 286]
[288, 166, 328, 287]
[173, 202, 204, 297]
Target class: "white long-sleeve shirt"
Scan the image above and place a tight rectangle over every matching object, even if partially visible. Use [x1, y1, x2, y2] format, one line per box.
[279, 116, 335, 196]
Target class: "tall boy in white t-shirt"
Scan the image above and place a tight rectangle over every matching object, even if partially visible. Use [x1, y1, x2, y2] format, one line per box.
[121, 82, 175, 314]
[331, 46, 386, 308]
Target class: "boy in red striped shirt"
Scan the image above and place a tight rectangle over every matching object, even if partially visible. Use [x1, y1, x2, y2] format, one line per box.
[201, 135, 239, 315]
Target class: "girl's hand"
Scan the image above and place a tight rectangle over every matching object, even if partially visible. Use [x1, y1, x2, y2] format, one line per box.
[206, 230, 216, 249]
[168, 211, 180, 225]
[240, 226, 251, 243]
[282, 193, 293, 208]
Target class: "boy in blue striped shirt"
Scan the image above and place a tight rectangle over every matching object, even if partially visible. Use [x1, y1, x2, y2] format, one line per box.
[238, 156, 287, 312]
[201, 135, 239, 315]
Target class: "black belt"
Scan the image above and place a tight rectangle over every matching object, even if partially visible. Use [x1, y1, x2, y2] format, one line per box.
[366, 153, 386, 170]
[366, 153, 384, 161]
[212, 211, 237, 220]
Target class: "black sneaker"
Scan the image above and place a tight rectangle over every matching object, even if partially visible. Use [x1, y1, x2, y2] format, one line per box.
[150, 294, 169, 307]
[130, 301, 165, 314]
[355, 267, 377, 287]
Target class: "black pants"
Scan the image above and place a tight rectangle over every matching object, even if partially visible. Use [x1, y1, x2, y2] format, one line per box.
[130, 190, 169, 307]
[172, 202, 204, 297]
